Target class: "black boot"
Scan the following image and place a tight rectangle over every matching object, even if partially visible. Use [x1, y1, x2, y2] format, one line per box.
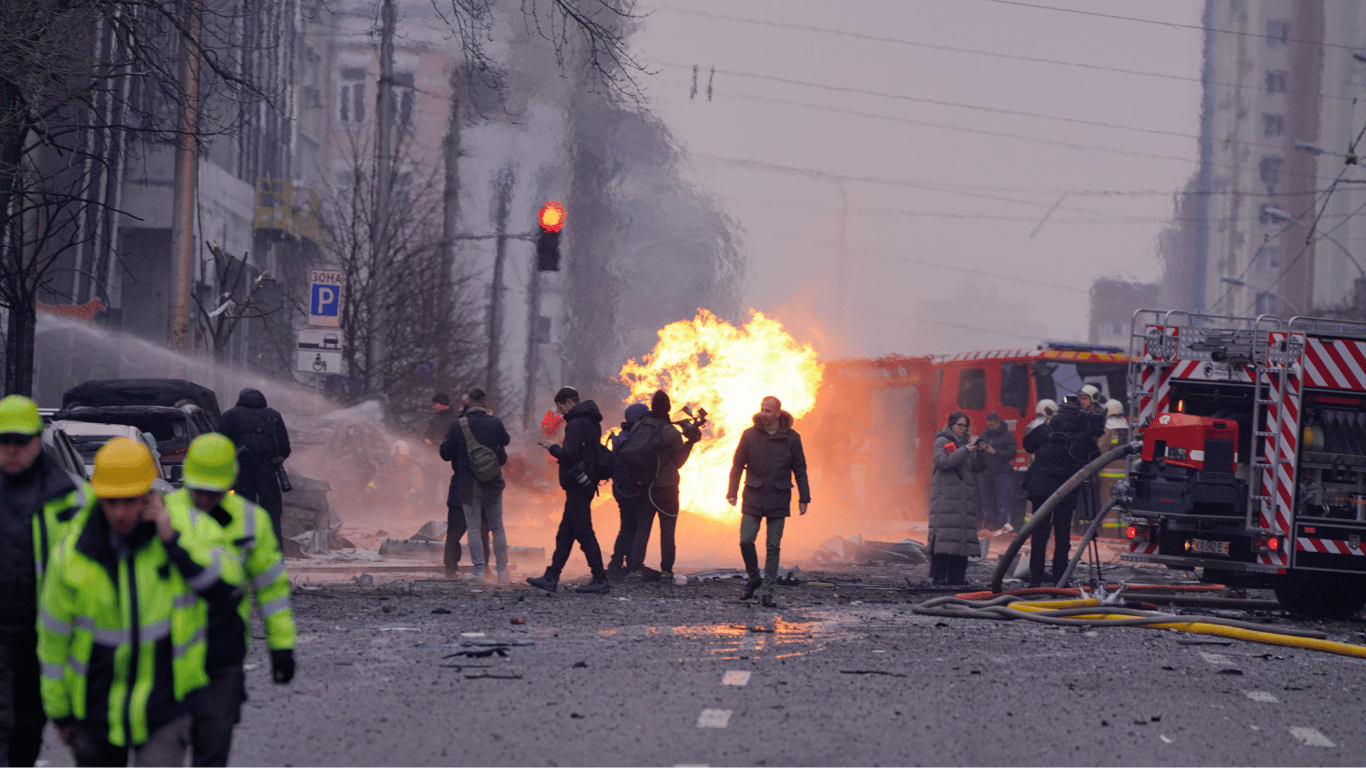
[606, 558, 626, 580]
[761, 594, 778, 608]
[576, 575, 611, 594]
[740, 577, 762, 600]
[527, 570, 559, 593]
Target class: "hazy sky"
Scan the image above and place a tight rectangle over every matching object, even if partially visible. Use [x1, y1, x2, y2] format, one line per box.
[630, 0, 1205, 356]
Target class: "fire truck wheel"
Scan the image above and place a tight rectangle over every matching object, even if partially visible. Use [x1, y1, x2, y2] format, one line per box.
[1273, 572, 1366, 620]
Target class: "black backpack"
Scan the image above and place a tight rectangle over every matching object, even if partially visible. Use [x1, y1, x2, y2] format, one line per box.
[613, 418, 663, 496]
[587, 437, 615, 483]
[237, 419, 277, 465]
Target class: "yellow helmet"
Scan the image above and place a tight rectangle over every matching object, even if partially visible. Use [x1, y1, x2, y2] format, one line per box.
[0, 395, 41, 436]
[92, 437, 159, 498]
[183, 433, 238, 492]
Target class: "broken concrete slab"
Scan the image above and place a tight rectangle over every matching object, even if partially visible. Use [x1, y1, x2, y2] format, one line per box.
[815, 535, 927, 565]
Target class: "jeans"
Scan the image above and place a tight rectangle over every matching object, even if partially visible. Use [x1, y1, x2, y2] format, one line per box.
[631, 484, 679, 573]
[72, 714, 192, 767]
[443, 504, 489, 571]
[739, 514, 785, 596]
[190, 665, 246, 766]
[976, 472, 1015, 530]
[1028, 493, 1077, 584]
[463, 485, 507, 572]
[0, 634, 44, 766]
[548, 488, 605, 578]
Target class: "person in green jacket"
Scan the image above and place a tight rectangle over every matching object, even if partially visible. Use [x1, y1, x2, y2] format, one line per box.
[0, 395, 96, 766]
[166, 433, 295, 766]
[38, 437, 241, 766]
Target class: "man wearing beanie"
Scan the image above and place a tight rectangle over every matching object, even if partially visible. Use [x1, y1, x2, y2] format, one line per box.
[606, 403, 649, 579]
[528, 387, 610, 594]
[627, 390, 700, 581]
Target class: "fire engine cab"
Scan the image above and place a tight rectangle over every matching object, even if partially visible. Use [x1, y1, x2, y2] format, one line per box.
[1124, 310, 1366, 617]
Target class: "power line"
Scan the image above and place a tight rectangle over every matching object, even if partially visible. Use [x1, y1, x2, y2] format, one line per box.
[652, 7, 1354, 105]
[979, 0, 1365, 54]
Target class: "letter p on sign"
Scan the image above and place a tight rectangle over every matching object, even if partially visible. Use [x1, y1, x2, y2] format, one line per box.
[309, 282, 342, 327]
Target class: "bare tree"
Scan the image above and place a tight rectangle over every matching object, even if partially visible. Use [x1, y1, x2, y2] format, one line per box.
[0, 0, 276, 394]
[193, 242, 280, 362]
[318, 129, 484, 432]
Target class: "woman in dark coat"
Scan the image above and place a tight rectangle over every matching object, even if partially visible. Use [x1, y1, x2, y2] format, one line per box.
[928, 410, 985, 585]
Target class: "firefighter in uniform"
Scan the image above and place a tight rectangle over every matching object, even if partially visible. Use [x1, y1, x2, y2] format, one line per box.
[165, 433, 296, 766]
[38, 438, 241, 766]
[0, 395, 96, 766]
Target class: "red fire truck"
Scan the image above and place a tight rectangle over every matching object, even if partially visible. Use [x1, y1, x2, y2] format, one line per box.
[1123, 310, 1366, 617]
[812, 343, 1129, 522]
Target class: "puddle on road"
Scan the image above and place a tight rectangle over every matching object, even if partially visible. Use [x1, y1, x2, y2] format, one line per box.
[670, 611, 861, 662]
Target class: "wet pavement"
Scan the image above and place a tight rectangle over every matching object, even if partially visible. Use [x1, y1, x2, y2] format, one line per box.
[34, 557, 1366, 766]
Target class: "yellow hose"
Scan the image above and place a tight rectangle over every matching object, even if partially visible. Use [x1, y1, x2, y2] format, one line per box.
[1008, 599, 1366, 659]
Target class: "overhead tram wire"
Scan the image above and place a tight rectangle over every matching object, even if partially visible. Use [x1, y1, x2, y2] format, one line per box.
[653, 7, 1354, 105]
[978, 0, 1366, 54]
[658, 61, 1286, 154]
[1235, 196, 1366, 317]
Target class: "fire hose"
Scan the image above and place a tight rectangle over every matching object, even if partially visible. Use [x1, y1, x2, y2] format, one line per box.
[989, 441, 1142, 594]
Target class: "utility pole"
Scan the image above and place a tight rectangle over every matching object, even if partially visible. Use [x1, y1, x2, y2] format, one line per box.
[368, 0, 395, 392]
[168, 0, 201, 353]
[486, 169, 513, 408]
[440, 70, 461, 389]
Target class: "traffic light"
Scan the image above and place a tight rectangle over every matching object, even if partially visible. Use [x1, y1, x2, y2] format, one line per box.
[537, 201, 565, 271]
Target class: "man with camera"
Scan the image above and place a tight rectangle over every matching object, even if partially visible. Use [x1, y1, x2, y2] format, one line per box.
[626, 390, 702, 581]
[219, 388, 291, 543]
[1021, 395, 1104, 587]
[528, 387, 610, 594]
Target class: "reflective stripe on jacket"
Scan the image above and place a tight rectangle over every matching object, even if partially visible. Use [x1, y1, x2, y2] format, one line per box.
[30, 460, 96, 587]
[37, 502, 240, 747]
[164, 490, 250, 672]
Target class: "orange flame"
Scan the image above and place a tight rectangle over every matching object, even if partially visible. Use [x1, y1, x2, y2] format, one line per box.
[618, 309, 824, 521]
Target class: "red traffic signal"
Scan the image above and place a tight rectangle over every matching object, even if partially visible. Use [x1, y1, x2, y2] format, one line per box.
[538, 201, 566, 233]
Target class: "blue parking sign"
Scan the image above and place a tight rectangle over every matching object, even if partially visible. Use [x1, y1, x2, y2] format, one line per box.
[311, 284, 339, 316]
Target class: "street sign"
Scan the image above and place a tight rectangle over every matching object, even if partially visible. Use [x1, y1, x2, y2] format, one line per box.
[309, 269, 344, 327]
[297, 349, 343, 374]
[297, 327, 341, 351]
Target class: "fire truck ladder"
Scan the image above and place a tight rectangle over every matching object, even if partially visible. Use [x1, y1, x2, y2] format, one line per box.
[1247, 317, 1292, 536]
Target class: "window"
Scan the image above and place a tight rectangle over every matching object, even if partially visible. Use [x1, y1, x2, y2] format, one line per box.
[1266, 71, 1287, 94]
[957, 367, 986, 411]
[1264, 114, 1283, 138]
[1260, 155, 1283, 193]
[999, 362, 1030, 414]
[391, 71, 415, 129]
[1267, 20, 1289, 46]
[1255, 292, 1278, 315]
[536, 316, 552, 344]
[339, 67, 365, 125]
[1255, 246, 1279, 271]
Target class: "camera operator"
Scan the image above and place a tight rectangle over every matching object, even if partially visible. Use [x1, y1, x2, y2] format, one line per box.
[1021, 396, 1103, 587]
[627, 391, 701, 581]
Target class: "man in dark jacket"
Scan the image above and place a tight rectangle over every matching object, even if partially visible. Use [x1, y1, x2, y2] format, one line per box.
[726, 396, 810, 608]
[218, 388, 291, 542]
[528, 387, 610, 594]
[976, 412, 1018, 534]
[628, 390, 700, 580]
[440, 388, 510, 583]
[606, 403, 648, 579]
[0, 396, 96, 766]
[1021, 402, 1103, 587]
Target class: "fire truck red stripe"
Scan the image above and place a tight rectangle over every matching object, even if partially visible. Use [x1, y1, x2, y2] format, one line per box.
[1318, 341, 1357, 389]
[1337, 340, 1366, 389]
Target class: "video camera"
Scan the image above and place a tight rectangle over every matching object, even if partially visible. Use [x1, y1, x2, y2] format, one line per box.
[673, 406, 708, 441]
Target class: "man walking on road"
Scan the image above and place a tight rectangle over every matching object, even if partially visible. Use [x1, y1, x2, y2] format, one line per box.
[0, 396, 96, 767]
[528, 387, 610, 594]
[39, 438, 241, 766]
[727, 396, 811, 608]
[218, 388, 291, 542]
[440, 388, 510, 583]
[166, 433, 296, 766]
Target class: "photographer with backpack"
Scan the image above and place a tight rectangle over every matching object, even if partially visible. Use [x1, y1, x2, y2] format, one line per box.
[623, 391, 701, 581]
[528, 387, 610, 594]
[219, 388, 291, 542]
[439, 388, 510, 583]
[1021, 397, 1104, 587]
[606, 403, 649, 579]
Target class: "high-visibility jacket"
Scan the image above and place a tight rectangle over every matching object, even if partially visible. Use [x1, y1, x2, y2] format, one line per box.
[14, 454, 96, 593]
[164, 490, 251, 673]
[37, 506, 242, 747]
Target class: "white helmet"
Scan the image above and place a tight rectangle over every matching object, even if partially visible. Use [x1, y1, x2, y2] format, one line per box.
[1035, 399, 1058, 417]
[1080, 384, 1101, 400]
[1104, 399, 1124, 417]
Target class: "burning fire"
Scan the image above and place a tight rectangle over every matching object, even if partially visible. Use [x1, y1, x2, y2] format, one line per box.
[618, 310, 824, 521]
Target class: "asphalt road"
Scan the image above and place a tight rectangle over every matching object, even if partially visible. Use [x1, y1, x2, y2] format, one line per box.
[35, 558, 1366, 767]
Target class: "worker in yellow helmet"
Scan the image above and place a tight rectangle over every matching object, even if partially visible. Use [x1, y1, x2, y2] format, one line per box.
[38, 437, 241, 766]
[0, 395, 95, 766]
[165, 433, 295, 767]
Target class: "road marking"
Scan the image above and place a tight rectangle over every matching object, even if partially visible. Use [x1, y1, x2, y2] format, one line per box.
[1288, 727, 1335, 747]
[1197, 650, 1234, 665]
[697, 709, 732, 729]
[722, 670, 751, 686]
[1245, 691, 1279, 703]
[739, 636, 762, 652]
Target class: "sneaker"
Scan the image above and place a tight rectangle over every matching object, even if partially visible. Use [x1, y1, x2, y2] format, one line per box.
[660, 571, 675, 583]
[639, 567, 661, 583]
[576, 577, 611, 594]
[526, 574, 558, 593]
